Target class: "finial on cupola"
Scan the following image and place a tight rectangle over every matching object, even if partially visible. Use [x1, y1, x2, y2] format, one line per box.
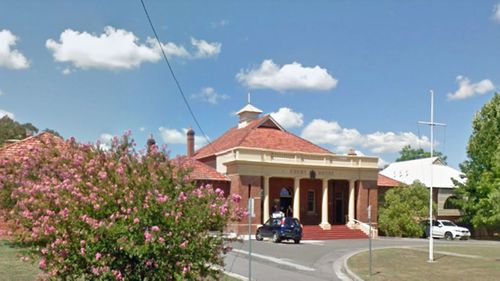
[236, 93, 262, 128]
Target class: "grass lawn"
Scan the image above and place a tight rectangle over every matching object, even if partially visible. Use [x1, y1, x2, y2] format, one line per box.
[0, 240, 40, 281]
[348, 245, 500, 281]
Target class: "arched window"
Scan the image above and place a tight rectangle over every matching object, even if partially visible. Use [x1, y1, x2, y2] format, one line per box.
[444, 196, 460, 209]
[280, 187, 292, 198]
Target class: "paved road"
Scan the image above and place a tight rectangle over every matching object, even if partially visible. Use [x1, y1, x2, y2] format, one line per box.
[224, 237, 495, 281]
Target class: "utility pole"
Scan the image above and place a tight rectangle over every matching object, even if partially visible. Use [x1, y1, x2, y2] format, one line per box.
[248, 197, 254, 280]
[418, 90, 446, 262]
[368, 205, 372, 276]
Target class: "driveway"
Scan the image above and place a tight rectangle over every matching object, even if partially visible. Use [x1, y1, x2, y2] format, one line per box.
[224, 237, 491, 281]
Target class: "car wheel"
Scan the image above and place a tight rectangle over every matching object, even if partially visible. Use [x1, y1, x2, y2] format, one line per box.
[294, 239, 300, 244]
[256, 231, 263, 241]
[272, 232, 281, 243]
[445, 232, 453, 240]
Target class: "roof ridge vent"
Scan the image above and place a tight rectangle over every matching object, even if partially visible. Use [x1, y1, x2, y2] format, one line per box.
[236, 93, 262, 128]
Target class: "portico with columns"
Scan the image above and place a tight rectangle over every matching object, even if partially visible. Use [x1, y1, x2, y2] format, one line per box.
[223, 149, 379, 233]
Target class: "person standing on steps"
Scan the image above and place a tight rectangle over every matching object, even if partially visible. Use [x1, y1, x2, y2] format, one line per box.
[285, 205, 293, 217]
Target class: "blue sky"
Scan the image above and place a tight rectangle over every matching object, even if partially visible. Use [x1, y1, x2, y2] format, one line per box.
[1, 1, 499, 169]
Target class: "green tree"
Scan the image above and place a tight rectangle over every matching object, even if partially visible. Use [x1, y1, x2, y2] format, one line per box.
[454, 93, 500, 229]
[0, 116, 62, 146]
[378, 181, 435, 237]
[396, 145, 447, 164]
[0, 116, 39, 145]
[42, 128, 62, 138]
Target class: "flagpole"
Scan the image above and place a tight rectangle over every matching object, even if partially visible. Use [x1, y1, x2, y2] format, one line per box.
[418, 90, 446, 262]
[429, 90, 434, 262]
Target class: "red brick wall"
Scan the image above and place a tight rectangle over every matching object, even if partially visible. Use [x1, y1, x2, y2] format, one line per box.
[268, 177, 323, 225]
[299, 179, 322, 225]
[269, 177, 294, 214]
[226, 175, 262, 234]
[356, 180, 378, 225]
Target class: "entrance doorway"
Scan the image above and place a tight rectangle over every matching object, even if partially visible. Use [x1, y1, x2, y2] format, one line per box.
[330, 180, 348, 225]
[334, 192, 344, 224]
[279, 187, 293, 217]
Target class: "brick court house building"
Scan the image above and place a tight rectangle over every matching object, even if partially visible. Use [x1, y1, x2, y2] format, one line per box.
[186, 102, 379, 237]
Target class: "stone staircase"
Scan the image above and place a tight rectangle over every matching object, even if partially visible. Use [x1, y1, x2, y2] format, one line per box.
[302, 225, 368, 240]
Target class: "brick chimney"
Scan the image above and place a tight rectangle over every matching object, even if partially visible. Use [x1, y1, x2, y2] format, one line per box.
[347, 149, 357, 156]
[147, 134, 156, 153]
[186, 128, 195, 157]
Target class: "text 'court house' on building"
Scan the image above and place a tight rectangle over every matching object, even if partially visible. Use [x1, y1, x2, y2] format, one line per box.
[185, 101, 380, 236]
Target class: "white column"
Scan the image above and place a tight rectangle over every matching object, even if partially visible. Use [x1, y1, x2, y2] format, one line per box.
[293, 177, 300, 220]
[263, 176, 270, 223]
[320, 179, 331, 230]
[348, 179, 355, 226]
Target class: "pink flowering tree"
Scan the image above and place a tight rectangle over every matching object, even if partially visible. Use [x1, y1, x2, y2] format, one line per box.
[0, 133, 244, 280]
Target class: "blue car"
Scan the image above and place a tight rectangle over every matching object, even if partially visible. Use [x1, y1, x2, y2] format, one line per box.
[255, 217, 303, 244]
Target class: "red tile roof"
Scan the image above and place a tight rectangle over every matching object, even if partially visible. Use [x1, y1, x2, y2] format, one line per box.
[177, 157, 229, 181]
[377, 174, 402, 187]
[194, 115, 332, 159]
[0, 132, 64, 161]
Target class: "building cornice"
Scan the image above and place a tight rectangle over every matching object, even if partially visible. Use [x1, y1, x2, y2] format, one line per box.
[216, 146, 379, 171]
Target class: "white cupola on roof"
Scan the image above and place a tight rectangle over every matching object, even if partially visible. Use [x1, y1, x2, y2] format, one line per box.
[236, 93, 262, 128]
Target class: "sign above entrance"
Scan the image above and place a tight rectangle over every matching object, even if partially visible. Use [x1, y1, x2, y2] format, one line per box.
[289, 169, 335, 178]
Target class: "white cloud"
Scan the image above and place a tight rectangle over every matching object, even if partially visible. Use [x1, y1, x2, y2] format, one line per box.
[46, 27, 221, 71]
[364, 131, 431, 153]
[62, 68, 72, 75]
[148, 38, 189, 58]
[236, 59, 338, 92]
[301, 119, 431, 154]
[270, 107, 304, 129]
[301, 119, 363, 152]
[493, 3, 500, 22]
[378, 157, 389, 169]
[191, 87, 229, 104]
[211, 19, 229, 28]
[0, 109, 14, 119]
[0, 29, 30, 69]
[159, 127, 184, 144]
[447, 75, 495, 100]
[0, 88, 3, 96]
[98, 133, 114, 150]
[46, 26, 161, 70]
[139, 127, 146, 132]
[158, 127, 206, 149]
[190, 37, 221, 58]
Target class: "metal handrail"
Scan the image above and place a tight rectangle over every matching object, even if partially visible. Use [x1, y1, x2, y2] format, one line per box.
[349, 218, 376, 238]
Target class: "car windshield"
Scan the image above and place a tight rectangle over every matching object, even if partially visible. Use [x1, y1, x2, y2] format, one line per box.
[441, 221, 457, 226]
[284, 218, 300, 227]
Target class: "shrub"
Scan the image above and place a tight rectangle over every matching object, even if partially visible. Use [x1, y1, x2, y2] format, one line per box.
[0, 133, 244, 280]
[378, 181, 435, 237]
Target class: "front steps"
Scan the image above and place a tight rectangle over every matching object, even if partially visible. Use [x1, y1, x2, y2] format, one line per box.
[302, 225, 368, 240]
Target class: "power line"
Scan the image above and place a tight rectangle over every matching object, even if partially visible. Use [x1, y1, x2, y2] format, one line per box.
[139, 0, 214, 151]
